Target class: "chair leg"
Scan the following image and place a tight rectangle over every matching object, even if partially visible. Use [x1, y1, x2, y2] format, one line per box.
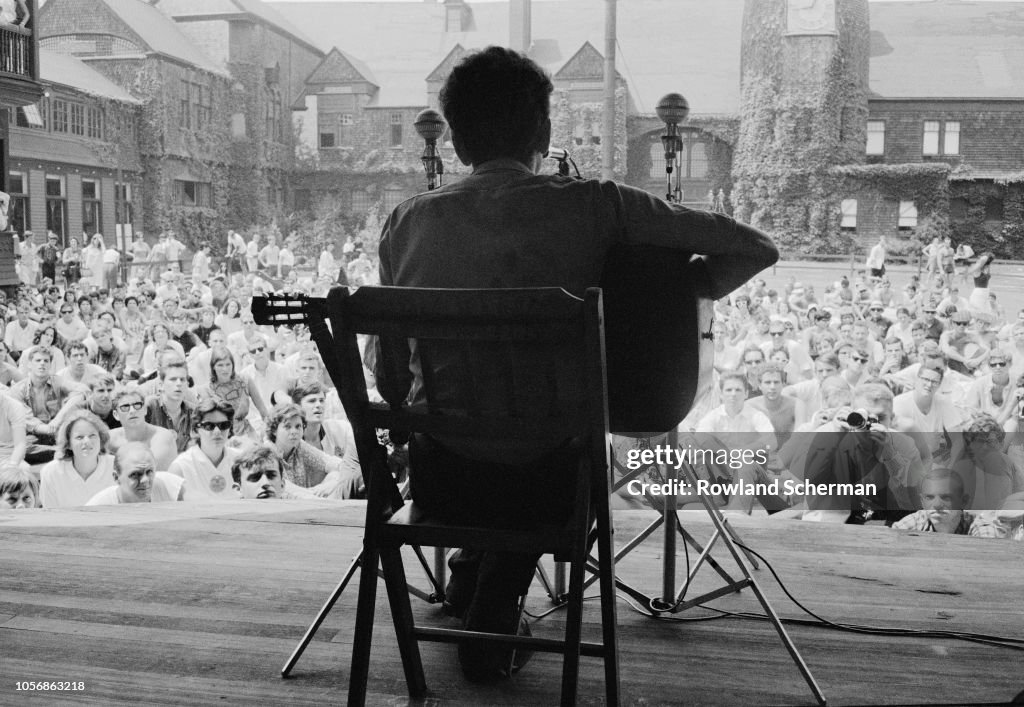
[347, 542, 381, 707]
[380, 544, 427, 699]
[559, 512, 590, 706]
[594, 489, 621, 706]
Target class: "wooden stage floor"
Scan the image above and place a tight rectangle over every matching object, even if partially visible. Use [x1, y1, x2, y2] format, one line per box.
[1, 501, 1022, 706]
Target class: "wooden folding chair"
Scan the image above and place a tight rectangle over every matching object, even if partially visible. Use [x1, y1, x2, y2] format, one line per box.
[325, 285, 619, 707]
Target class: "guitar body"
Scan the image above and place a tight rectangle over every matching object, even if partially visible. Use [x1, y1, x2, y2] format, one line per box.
[600, 244, 714, 437]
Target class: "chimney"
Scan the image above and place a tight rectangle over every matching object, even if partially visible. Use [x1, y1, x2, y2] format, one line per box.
[510, 0, 531, 53]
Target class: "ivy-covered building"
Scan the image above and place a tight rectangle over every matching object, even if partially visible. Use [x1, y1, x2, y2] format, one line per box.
[30, 0, 324, 248]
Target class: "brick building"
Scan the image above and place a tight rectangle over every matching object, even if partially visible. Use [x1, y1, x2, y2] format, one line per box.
[1, 0, 44, 287]
[6, 48, 141, 250]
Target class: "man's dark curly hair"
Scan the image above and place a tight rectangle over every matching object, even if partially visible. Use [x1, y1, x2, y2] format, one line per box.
[440, 46, 553, 164]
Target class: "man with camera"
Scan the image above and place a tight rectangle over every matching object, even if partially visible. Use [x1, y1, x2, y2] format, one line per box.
[797, 382, 923, 523]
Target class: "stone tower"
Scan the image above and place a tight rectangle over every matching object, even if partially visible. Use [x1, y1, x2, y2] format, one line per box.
[732, 0, 870, 251]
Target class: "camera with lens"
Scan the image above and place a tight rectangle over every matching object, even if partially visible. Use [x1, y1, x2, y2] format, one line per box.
[842, 411, 878, 431]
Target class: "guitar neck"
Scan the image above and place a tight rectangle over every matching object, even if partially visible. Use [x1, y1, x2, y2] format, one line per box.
[250, 294, 327, 327]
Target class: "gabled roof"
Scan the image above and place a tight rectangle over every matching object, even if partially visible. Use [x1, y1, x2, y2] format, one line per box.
[98, 0, 228, 76]
[554, 41, 621, 81]
[269, 0, 746, 113]
[427, 44, 467, 83]
[305, 47, 378, 88]
[39, 48, 141, 104]
[868, 0, 1024, 99]
[157, 0, 323, 57]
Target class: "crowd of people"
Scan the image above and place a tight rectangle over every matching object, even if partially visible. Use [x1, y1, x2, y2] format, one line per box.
[667, 238, 1024, 539]
[0, 225, 383, 511]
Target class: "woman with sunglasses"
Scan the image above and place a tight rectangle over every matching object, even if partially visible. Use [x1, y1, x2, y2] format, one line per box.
[167, 400, 240, 501]
[198, 346, 269, 439]
[108, 390, 178, 471]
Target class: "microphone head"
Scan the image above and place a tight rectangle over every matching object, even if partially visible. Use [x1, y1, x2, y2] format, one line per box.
[414, 109, 446, 142]
[655, 93, 690, 126]
[545, 147, 569, 161]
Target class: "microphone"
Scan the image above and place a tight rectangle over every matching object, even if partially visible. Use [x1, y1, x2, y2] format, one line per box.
[655, 93, 690, 202]
[414, 109, 446, 190]
[545, 147, 569, 162]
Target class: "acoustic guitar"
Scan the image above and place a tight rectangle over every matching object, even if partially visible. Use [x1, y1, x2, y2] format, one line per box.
[252, 251, 714, 437]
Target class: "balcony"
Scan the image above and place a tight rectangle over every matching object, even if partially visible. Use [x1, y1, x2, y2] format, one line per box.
[0, 2, 44, 109]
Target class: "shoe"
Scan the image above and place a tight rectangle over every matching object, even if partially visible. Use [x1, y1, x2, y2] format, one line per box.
[458, 601, 533, 682]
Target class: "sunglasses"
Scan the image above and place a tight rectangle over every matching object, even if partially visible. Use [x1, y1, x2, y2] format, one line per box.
[870, 308, 883, 312]
[851, 356, 869, 363]
[770, 331, 785, 336]
[990, 361, 1008, 368]
[953, 321, 968, 326]
[60, 309, 72, 315]
[249, 345, 266, 354]
[198, 420, 232, 432]
[116, 401, 145, 413]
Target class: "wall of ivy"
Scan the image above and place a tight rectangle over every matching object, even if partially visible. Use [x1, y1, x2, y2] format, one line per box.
[948, 178, 1024, 258]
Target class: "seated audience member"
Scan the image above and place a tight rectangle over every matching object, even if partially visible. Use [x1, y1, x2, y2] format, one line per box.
[86, 442, 185, 505]
[197, 346, 268, 439]
[188, 327, 226, 389]
[951, 414, 1024, 511]
[798, 382, 923, 523]
[61, 374, 120, 431]
[289, 381, 363, 498]
[887, 344, 970, 403]
[20, 326, 66, 374]
[239, 334, 288, 410]
[892, 467, 1008, 537]
[877, 338, 910, 377]
[167, 400, 239, 501]
[90, 327, 126, 381]
[739, 347, 766, 397]
[0, 392, 28, 469]
[38, 410, 115, 508]
[784, 353, 841, 425]
[266, 402, 349, 494]
[140, 324, 185, 377]
[145, 362, 194, 453]
[964, 350, 1015, 425]
[0, 341, 25, 386]
[58, 342, 106, 385]
[4, 301, 39, 362]
[230, 444, 304, 500]
[0, 466, 39, 509]
[55, 301, 88, 345]
[746, 363, 803, 449]
[893, 363, 964, 459]
[761, 321, 811, 381]
[11, 346, 86, 447]
[940, 310, 988, 376]
[108, 390, 178, 471]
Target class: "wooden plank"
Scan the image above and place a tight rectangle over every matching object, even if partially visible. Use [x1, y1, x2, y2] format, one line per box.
[0, 504, 1022, 706]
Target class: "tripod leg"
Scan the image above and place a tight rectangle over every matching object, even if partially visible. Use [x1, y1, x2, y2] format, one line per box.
[282, 550, 363, 677]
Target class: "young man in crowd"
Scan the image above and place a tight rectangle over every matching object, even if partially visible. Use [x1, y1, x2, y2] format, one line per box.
[144, 362, 194, 453]
[108, 390, 178, 471]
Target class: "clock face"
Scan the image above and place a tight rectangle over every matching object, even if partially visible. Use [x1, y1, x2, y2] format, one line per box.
[787, 0, 837, 34]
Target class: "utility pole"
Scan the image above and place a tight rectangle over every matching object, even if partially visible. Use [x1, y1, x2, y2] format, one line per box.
[601, 0, 616, 180]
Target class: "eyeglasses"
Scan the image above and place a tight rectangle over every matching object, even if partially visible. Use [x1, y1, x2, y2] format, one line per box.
[870, 308, 883, 312]
[990, 361, 1008, 368]
[116, 401, 145, 413]
[923, 309, 936, 314]
[953, 321, 969, 327]
[60, 309, 72, 315]
[918, 376, 941, 387]
[769, 331, 785, 337]
[249, 345, 266, 354]
[198, 420, 232, 432]
[851, 356, 869, 363]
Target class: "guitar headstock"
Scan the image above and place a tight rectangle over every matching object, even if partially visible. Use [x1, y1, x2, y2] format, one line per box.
[250, 293, 326, 327]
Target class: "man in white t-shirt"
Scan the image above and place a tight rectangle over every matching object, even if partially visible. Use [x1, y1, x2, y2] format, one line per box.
[86, 443, 185, 505]
[245, 232, 260, 272]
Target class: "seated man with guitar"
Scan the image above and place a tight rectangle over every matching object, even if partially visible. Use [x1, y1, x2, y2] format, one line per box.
[374, 47, 779, 683]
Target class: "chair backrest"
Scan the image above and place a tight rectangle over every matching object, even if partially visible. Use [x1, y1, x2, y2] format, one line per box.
[325, 287, 609, 464]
